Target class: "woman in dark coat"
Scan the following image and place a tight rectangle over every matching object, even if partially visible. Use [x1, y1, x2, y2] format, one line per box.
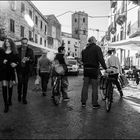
[0, 38, 19, 113]
[52, 46, 69, 101]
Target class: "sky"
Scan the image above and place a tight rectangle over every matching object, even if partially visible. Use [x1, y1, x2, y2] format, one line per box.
[32, 1, 110, 41]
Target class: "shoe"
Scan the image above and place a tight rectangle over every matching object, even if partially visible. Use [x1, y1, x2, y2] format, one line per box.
[42, 93, 46, 96]
[63, 97, 70, 101]
[82, 103, 86, 107]
[93, 104, 100, 109]
[22, 99, 27, 104]
[51, 95, 54, 100]
[120, 90, 123, 98]
[4, 105, 9, 113]
[8, 100, 12, 106]
[18, 95, 21, 102]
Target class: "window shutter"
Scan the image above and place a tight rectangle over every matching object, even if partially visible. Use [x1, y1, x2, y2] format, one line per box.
[138, 9, 140, 28]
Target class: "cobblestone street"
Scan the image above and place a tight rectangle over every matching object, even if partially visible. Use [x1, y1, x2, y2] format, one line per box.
[0, 75, 140, 139]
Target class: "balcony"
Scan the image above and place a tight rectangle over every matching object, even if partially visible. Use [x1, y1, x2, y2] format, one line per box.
[129, 21, 140, 38]
[116, 13, 127, 26]
[110, 0, 117, 8]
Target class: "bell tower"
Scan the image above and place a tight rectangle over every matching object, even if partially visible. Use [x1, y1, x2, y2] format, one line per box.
[72, 11, 88, 57]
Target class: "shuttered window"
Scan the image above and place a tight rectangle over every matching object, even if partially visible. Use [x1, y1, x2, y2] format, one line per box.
[21, 3, 25, 13]
[10, 19, 15, 33]
[20, 26, 24, 37]
[138, 9, 140, 28]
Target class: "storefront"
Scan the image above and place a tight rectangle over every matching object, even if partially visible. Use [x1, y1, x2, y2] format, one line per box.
[108, 36, 140, 69]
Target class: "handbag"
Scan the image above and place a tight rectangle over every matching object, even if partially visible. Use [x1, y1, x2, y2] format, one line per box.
[33, 75, 41, 92]
[119, 74, 129, 88]
[35, 75, 41, 85]
[54, 64, 65, 75]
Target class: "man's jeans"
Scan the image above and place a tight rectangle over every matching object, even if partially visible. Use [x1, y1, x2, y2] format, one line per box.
[17, 72, 29, 100]
[61, 76, 69, 98]
[81, 77, 98, 105]
[40, 72, 50, 93]
[109, 73, 122, 92]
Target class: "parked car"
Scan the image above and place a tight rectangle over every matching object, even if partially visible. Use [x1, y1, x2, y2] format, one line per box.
[67, 59, 79, 76]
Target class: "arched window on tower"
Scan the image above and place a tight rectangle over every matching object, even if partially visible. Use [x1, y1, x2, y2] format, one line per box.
[75, 18, 77, 22]
[83, 30, 86, 35]
[75, 29, 78, 34]
[83, 18, 85, 23]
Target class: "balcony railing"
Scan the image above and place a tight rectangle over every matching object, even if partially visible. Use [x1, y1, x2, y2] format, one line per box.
[110, 0, 117, 8]
[129, 21, 140, 38]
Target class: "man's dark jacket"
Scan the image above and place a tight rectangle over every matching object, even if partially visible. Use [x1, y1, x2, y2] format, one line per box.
[17, 46, 34, 74]
[82, 43, 107, 79]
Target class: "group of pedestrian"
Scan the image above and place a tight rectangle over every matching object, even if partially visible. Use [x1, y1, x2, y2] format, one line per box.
[0, 35, 123, 113]
[0, 37, 34, 113]
[36, 45, 70, 101]
[81, 36, 123, 108]
[0, 36, 71, 113]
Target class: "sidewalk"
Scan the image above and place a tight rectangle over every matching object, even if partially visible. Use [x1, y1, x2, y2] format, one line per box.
[122, 79, 140, 99]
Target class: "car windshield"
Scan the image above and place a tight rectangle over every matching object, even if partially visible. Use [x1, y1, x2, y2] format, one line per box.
[68, 60, 77, 65]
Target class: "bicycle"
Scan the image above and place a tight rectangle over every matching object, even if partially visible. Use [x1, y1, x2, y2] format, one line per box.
[52, 75, 62, 105]
[100, 69, 116, 112]
[51, 62, 65, 106]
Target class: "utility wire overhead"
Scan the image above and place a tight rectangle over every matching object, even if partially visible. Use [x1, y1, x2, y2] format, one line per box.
[56, 5, 138, 19]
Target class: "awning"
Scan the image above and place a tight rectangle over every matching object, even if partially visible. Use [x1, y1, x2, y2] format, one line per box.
[0, 40, 58, 53]
[108, 36, 140, 51]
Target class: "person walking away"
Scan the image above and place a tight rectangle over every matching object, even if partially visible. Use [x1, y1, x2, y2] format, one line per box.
[53, 46, 70, 101]
[81, 36, 107, 108]
[17, 37, 34, 104]
[37, 49, 51, 96]
[106, 49, 123, 97]
[133, 66, 139, 85]
[0, 38, 19, 113]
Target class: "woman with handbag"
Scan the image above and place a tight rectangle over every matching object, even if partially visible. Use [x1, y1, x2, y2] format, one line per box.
[0, 38, 19, 113]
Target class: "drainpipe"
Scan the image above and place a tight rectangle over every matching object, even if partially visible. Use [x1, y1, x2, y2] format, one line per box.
[124, 0, 128, 67]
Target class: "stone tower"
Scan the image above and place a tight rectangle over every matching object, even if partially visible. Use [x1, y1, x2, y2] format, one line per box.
[72, 11, 88, 57]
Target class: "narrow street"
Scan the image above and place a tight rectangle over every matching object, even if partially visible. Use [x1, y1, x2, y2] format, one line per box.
[0, 75, 140, 139]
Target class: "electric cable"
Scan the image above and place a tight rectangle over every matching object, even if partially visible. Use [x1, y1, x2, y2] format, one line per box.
[56, 5, 138, 19]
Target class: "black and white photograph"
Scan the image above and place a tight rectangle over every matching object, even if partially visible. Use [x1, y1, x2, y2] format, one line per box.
[0, 0, 140, 139]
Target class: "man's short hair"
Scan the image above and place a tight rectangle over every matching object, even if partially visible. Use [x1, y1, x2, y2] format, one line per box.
[88, 36, 96, 43]
[58, 46, 65, 53]
[21, 37, 28, 42]
[112, 48, 116, 53]
[107, 50, 112, 55]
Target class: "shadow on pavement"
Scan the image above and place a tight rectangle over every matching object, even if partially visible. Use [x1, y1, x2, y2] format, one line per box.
[127, 85, 138, 89]
[123, 96, 140, 105]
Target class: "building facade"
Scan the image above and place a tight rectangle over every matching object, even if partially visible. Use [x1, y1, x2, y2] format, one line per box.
[61, 32, 80, 58]
[0, 1, 61, 55]
[45, 15, 61, 50]
[72, 11, 88, 58]
[108, 0, 140, 68]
